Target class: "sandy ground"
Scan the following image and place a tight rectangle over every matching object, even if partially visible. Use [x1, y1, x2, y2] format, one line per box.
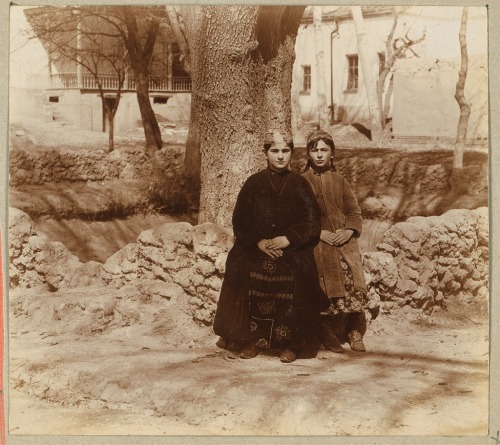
[9, 280, 488, 436]
[8, 286, 488, 437]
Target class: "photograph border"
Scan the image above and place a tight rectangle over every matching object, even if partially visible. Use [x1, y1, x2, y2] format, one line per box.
[1, 0, 498, 444]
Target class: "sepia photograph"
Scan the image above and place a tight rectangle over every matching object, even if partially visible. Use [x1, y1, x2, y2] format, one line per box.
[3, 1, 497, 444]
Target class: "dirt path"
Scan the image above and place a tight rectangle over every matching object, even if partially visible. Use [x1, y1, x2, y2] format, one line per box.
[8, 286, 488, 437]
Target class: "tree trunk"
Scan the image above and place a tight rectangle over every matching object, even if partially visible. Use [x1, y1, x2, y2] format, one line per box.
[184, 95, 201, 193]
[136, 73, 161, 158]
[382, 74, 394, 127]
[376, 11, 398, 130]
[165, 6, 201, 189]
[312, 6, 329, 130]
[108, 112, 114, 153]
[351, 6, 383, 143]
[165, 6, 191, 73]
[181, 5, 304, 226]
[99, 92, 116, 153]
[120, 6, 163, 155]
[454, 7, 471, 170]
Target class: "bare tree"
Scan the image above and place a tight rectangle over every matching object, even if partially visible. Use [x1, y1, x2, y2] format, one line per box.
[25, 6, 129, 152]
[25, 6, 169, 157]
[454, 7, 471, 169]
[376, 8, 426, 129]
[351, 6, 383, 143]
[118, 6, 164, 157]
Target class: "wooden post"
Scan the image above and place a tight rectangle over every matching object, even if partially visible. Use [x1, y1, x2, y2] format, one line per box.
[76, 10, 83, 88]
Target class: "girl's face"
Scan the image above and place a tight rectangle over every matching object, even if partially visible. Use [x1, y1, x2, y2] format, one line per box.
[308, 139, 332, 169]
[265, 142, 292, 172]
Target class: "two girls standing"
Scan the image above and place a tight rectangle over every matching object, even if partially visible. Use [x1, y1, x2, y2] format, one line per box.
[213, 129, 369, 362]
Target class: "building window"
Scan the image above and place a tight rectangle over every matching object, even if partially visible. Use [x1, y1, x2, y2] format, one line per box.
[346, 55, 358, 91]
[302, 65, 311, 93]
[48, 96, 59, 103]
[153, 96, 169, 104]
[378, 52, 386, 76]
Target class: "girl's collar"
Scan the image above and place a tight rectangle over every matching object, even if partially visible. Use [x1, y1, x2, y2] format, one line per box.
[310, 165, 330, 174]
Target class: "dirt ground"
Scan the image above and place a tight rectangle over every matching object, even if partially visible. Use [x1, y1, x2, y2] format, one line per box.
[8, 285, 489, 436]
[7, 118, 490, 438]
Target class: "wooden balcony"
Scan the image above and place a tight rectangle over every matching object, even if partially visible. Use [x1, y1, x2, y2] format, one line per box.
[49, 73, 192, 92]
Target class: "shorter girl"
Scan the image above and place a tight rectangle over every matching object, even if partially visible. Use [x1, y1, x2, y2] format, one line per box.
[302, 130, 368, 353]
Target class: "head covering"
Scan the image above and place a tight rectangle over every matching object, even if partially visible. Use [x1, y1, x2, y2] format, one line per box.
[306, 129, 335, 151]
[264, 130, 293, 147]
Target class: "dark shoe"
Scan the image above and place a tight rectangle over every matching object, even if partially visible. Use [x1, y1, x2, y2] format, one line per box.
[227, 341, 242, 352]
[348, 330, 366, 352]
[216, 337, 242, 353]
[321, 320, 345, 353]
[279, 349, 296, 363]
[215, 337, 228, 350]
[240, 344, 259, 359]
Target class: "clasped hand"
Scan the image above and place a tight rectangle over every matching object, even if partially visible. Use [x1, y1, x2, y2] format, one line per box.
[257, 236, 290, 258]
[320, 229, 353, 246]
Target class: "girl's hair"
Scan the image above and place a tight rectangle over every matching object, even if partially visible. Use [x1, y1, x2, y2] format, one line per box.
[263, 130, 294, 152]
[305, 129, 336, 171]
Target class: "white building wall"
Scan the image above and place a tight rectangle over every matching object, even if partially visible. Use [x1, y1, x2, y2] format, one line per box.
[392, 7, 488, 140]
[292, 6, 488, 140]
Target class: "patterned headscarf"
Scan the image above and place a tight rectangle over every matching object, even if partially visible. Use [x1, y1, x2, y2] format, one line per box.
[263, 130, 294, 150]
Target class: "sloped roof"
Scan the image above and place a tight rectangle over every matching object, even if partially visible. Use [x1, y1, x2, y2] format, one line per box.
[302, 5, 395, 23]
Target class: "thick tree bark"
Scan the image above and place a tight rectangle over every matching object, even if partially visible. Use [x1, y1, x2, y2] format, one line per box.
[181, 5, 304, 226]
[184, 96, 201, 193]
[351, 6, 383, 143]
[454, 7, 471, 170]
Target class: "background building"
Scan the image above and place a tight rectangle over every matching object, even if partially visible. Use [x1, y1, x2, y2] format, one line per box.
[292, 6, 488, 144]
[11, 6, 191, 133]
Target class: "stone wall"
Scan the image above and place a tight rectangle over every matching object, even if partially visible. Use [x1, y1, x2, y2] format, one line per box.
[10, 206, 488, 323]
[363, 207, 488, 314]
[11, 140, 487, 226]
[100, 208, 488, 322]
[9, 145, 183, 186]
[101, 222, 234, 325]
[9, 208, 102, 290]
[291, 150, 488, 222]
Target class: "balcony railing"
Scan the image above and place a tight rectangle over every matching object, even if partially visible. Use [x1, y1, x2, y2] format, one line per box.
[49, 73, 192, 92]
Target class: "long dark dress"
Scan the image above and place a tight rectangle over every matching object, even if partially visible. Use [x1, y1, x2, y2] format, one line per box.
[213, 168, 329, 351]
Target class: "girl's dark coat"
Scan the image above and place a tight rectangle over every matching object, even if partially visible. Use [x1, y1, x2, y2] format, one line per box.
[213, 169, 329, 346]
